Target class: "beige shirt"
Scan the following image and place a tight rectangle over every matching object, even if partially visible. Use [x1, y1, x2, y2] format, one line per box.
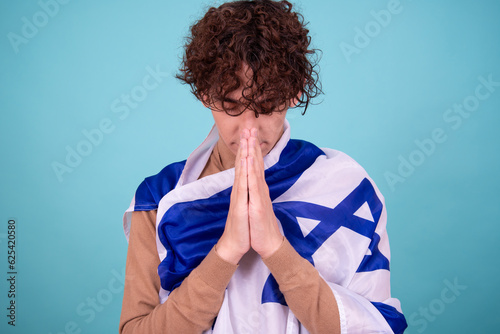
[119, 139, 341, 334]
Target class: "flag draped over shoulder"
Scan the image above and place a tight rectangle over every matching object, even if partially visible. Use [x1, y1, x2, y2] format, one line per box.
[123, 120, 407, 334]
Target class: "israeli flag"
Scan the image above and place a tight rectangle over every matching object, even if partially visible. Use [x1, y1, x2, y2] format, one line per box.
[124, 120, 407, 333]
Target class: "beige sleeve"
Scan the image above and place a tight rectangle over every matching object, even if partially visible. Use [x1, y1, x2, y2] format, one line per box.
[262, 238, 341, 334]
[119, 210, 238, 334]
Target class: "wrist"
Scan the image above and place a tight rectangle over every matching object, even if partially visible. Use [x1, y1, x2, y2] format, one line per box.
[258, 235, 285, 259]
[215, 238, 245, 265]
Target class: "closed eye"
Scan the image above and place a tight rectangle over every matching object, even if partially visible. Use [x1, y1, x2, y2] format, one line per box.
[256, 99, 276, 114]
[222, 99, 238, 110]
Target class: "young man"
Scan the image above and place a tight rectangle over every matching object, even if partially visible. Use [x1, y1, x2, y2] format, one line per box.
[120, 1, 407, 333]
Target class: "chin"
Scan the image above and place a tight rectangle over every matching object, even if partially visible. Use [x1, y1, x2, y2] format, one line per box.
[260, 147, 271, 157]
[229, 142, 240, 154]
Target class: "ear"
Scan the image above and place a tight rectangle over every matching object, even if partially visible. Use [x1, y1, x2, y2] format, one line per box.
[289, 91, 303, 108]
[200, 94, 211, 109]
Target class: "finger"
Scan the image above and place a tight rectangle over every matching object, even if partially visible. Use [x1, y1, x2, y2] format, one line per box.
[240, 128, 249, 159]
[231, 137, 242, 197]
[233, 128, 249, 177]
[248, 131, 266, 189]
[249, 128, 265, 178]
[234, 137, 249, 205]
[247, 134, 257, 191]
[239, 137, 248, 190]
[235, 129, 250, 200]
[234, 129, 249, 188]
[231, 136, 248, 205]
[247, 137, 267, 201]
[250, 128, 262, 159]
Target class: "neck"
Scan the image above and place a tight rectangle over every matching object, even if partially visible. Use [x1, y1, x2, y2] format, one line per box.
[215, 138, 236, 171]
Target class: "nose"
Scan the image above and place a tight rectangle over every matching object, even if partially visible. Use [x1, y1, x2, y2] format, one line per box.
[241, 109, 260, 130]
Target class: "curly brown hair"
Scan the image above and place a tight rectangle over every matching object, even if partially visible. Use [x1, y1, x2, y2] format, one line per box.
[176, 0, 321, 116]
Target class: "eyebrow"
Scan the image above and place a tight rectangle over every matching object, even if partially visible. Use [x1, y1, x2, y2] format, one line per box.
[222, 98, 238, 103]
[221, 97, 272, 104]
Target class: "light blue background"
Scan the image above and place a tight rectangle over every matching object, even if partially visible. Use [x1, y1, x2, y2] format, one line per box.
[1, 0, 499, 333]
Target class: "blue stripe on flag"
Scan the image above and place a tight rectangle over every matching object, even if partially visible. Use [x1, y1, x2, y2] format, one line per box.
[356, 232, 390, 272]
[371, 302, 408, 334]
[134, 160, 186, 211]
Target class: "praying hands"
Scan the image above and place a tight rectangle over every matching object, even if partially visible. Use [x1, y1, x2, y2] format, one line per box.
[216, 128, 284, 265]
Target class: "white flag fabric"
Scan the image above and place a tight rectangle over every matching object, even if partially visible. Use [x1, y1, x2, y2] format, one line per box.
[123, 120, 407, 333]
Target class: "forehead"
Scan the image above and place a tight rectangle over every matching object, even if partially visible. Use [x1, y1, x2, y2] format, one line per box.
[221, 65, 267, 101]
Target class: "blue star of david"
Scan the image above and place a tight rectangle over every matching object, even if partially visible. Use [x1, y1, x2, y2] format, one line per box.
[262, 178, 390, 305]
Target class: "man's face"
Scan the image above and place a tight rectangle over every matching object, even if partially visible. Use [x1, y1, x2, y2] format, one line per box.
[210, 104, 288, 157]
[206, 65, 292, 157]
